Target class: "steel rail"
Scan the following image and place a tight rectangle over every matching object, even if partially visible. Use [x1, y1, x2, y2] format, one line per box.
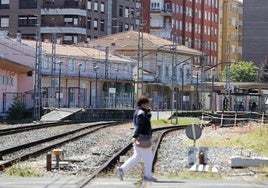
[78, 125, 186, 188]
[0, 121, 119, 170]
[0, 120, 98, 136]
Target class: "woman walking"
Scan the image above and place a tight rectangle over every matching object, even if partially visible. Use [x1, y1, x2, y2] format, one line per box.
[117, 96, 157, 182]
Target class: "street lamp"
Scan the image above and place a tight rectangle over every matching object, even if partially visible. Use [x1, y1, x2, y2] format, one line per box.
[77, 63, 82, 108]
[94, 65, 99, 108]
[57, 60, 63, 108]
[115, 68, 119, 108]
[181, 63, 187, 110]
[132, 73, 137, 109]
[210, 68, 216, 111]
[154, 75, 160, 120]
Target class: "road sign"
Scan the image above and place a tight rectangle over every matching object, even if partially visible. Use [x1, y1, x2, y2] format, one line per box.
[185, 124, 202, 146]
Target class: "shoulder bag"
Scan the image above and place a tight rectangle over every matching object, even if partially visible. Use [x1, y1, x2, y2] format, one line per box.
[136, 134, 152, 148]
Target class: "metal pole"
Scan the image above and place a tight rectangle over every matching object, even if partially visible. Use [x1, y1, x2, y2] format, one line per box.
[95, 71, 97, 108]
[132, 78, 135, 109]
[175, 87, 179, 124]
[78, 64, 81, 108]
[181, 64, 185, 110]
[94, 66, 99, 108]
[136, 1, 144, 98]
[58, 62, 62, 108]
[211, 68, 216, 111]
[197, 72, 199, 110]
[33, 21, 42, 121]
[115, 68, 119, 108]
[115, 74, 117, 108]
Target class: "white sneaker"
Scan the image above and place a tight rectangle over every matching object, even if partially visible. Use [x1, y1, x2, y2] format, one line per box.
[144, 176, 157, 182]
[117, 167, 124, 181]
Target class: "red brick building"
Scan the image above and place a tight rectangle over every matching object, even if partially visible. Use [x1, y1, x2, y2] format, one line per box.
[150, 0, 219, 70]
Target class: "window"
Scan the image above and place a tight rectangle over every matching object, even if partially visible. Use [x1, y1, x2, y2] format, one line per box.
[94, 1, 98, 11]
[124, 23, 129, 30]
[87, 0, 91, 10]
[73, 36, 77, 44]
[69, 88, 75, 103]
[0, 16, 9, 27]
[119, 6, 123, 17]
[151, 2, 160, 10]
[0, 0, 9, 9]
[5, 75, 13, 86]
[125, 7, 129, 18]
[100, 20, 104, 31]
[118, 22, 123, 32]
[18, 15, 37, 27]
[63, 35, 73, 44]
[93, 19, 98, 30]
[68, 59, 75, 72]
[65, 0, 79, 8]
[43, 57, 50, 70]
[87, 18, 91, 29]
[79, 61, 86, 72]
[64, 16, 78, 26]
[165, 66, 169, 78]
[19, 0, 37, 9]
[100, 2, 104, 13]
[130, 8, 134, 18]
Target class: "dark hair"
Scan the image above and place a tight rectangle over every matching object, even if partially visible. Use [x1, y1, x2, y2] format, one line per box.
[137, 96, 149, 107]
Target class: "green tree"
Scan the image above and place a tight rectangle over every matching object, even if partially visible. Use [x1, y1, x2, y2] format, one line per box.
[8, 96, 26, 120]
[220, 61, 258, 82]
[261, 57, 268, 82]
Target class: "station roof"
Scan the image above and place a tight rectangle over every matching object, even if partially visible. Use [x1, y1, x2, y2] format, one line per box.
[0, 57, 32, 73]
[87, 30, 202, 56]
[213, 82, 268, 89]
[20, 40, 134, 63]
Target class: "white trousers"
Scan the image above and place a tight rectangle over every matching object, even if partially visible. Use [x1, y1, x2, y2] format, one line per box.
[120, 144, 153, 177]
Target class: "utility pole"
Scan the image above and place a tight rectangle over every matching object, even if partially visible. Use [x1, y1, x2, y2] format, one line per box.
[33, 21, 42, 121]
[105, 46, 109, 79]
[136, 0, 144, 98]
[200, 33, 206, 111]
[171, 25, 177, 124]
[225, 41, 231, 111]
[50, 33, 56, 108]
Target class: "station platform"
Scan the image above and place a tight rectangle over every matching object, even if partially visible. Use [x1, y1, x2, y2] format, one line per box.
[0, 177, 267, 188]
[40, 108, 82, 122]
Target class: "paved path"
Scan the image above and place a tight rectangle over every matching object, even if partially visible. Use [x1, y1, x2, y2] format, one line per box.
[0, 177, 267, 188]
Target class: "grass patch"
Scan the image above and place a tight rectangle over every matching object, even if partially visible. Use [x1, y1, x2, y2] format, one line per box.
[151, 117, 202, 126]
[5, 164, 43, 177]
[198, 125, 268, 155]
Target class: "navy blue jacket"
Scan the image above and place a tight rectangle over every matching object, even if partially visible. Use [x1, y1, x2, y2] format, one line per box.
[133, 107, 152, 138]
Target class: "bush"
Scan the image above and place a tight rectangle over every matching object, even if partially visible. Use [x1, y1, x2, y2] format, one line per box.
[8, 96, 26, 120]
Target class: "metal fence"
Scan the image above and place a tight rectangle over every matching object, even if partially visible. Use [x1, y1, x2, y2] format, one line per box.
[65, 108, 134, 121]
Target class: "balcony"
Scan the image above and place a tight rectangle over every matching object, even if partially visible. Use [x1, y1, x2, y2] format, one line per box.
[40, 27, 87, 35]
[151, 7, 172, 16]
[42, 0, 86, 9]
[41, 8, 87, 17]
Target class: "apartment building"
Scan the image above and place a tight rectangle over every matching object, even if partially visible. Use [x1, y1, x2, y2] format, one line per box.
[0, 0, 139, 44]
[149, 0, 219, 73]
[219, 0, 242, 65]
[243, 0, 268, 67]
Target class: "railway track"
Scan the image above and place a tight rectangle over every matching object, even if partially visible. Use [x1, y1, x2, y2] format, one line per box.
[78, 125, 187, 187]
[0, 121, 120, 171]
[0, 120, 98, 136]
[1, 122, 205, 187]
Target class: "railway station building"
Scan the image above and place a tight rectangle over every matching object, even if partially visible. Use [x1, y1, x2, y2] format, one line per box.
[0, 32, 35, 115]
[1, 30, 268, 118]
